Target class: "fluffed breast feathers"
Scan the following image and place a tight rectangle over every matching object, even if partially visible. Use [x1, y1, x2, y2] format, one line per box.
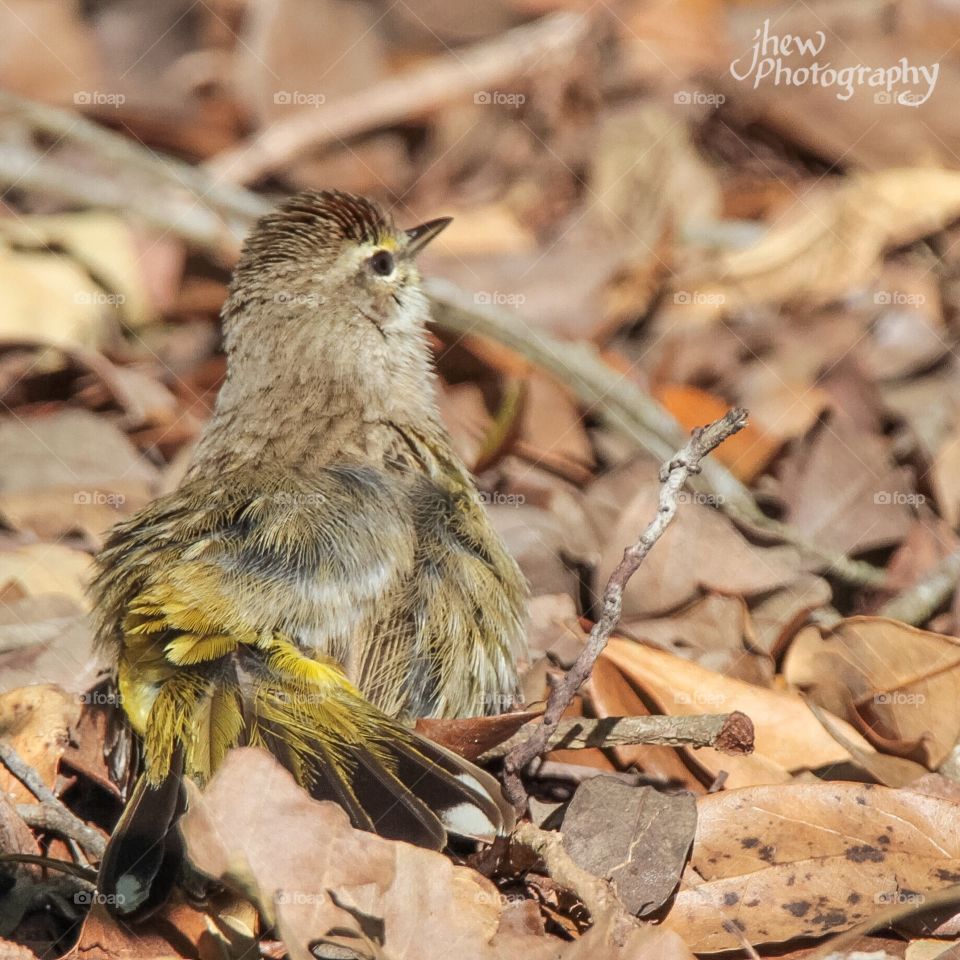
[91, 463, 526, 722]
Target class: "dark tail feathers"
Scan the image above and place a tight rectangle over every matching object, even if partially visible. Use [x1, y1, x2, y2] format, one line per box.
[98, 733, 513, 918]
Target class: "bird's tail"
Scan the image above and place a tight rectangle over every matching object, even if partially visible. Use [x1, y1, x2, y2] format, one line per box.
[98, 649, 514, 918]
[97, 748, 186, 919]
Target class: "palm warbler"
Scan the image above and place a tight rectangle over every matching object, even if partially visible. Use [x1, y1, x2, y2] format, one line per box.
[93, 191, 527, 917]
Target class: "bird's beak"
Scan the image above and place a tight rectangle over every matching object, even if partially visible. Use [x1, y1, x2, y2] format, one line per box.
[405, 217, 452, 256]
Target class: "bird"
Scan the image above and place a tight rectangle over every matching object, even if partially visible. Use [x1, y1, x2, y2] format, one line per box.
[91, 190, 528, 918]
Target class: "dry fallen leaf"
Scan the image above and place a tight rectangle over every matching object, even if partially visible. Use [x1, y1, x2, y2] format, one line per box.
[587, 654, 704, 791]
[748, 574, 832, 659]
[784, 617, 960, 768]
[777, 412, 915, 556]
[664, 782, 960, 953]
[654, 384, 780, 483]
[0, 212, 152, 349]
[180, 747, 681, 959]
[416, 711, 540, 762]
[602, 636, 878, 787]
[0, 544, 92, 605]
[0, 791, 42, 938]
[668, 168, 960, 321]
[512, 374, 594, 485]
[931, 422, 960, 529]
[589, 464, 802, 619]
[562, 778, 697, 917]
[0, 684, 79, 801]
[622, 593, 772, 686]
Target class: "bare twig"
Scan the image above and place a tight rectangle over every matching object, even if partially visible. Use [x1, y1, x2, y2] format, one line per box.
[511, 821, 635, 934]
[0, 741, 106, 859]
[879, 546, 960, 625]
[501, 408, 750, 810]
[0, 90, 265, 233]
[204, 12, 590, 185]
[531, 761, 642, 786]
[15, 804, 105, 860]
[480, 711, 754, 760]
[0, 140, 247, 255]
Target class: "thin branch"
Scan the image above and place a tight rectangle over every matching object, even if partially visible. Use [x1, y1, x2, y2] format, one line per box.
[15, 804, 105, 860]
[511, 821, 636, 935]
[0, 90, 265, 228]
[501, 408, 750, 811]
[0, 741, 106, 859]
[878, 546, 960, 625]
[480, 711, 754, 760]
[204, 12, 590, 185]
[0, 141, 246, 255]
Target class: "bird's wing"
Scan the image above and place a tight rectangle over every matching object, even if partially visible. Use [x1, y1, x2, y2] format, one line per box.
[96, 465, 414, 653]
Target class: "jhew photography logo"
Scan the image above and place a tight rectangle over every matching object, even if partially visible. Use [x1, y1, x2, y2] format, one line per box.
[730, 19, 939, 106]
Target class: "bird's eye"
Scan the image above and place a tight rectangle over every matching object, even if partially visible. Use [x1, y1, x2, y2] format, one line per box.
[368, 250, 395, 276]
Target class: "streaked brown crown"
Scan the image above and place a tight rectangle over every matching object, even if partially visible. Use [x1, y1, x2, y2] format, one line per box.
[234, 190, 395, 276]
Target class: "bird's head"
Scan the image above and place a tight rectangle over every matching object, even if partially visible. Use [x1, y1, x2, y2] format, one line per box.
[223, 190, 451, 352]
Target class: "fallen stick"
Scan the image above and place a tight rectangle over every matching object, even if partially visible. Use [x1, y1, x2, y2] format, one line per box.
[512, 821, 632, 934]
[0, 741, 106, 859]
[480, 711, 754, 760]
[204, 12, 590, 185]
[879, 546, 960, 625]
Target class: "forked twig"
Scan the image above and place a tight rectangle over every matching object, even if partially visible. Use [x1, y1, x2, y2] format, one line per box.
[501, 408, 750, 810]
